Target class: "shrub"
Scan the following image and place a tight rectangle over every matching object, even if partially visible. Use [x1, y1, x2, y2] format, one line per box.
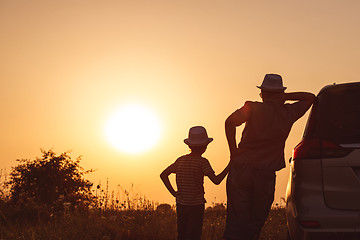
[7, 149, 94, 214]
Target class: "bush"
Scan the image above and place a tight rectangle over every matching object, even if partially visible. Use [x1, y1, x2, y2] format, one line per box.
[7, 149, 94, 215]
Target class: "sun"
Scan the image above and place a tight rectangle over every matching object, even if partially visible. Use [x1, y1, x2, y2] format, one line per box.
[105, 103, 162, 154]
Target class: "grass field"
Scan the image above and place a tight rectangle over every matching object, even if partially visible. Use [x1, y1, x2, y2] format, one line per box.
[0, 167, 287, 240]
[0, 203, 287, 240]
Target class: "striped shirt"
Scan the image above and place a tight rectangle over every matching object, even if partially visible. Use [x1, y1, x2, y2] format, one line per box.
[166, 154, 215, 205]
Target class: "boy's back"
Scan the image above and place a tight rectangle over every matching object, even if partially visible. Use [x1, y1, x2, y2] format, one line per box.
[168, 154, 214, 205]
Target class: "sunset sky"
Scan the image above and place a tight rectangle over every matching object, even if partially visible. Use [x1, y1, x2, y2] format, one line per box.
[1, 0, 359, 205]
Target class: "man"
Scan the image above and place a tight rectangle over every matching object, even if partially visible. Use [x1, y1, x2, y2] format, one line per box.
[223, 74, 315, 240]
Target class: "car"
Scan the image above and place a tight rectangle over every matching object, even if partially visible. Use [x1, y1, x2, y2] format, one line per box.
[285, 82, 360, 240]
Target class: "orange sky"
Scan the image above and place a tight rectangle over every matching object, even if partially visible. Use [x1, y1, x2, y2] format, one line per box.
[1, 0, 359, 206]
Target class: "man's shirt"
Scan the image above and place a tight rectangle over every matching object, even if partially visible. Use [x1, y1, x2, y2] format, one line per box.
[232, 100, 311, 171]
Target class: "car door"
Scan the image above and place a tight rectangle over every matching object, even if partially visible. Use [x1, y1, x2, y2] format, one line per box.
[318, 83, 360, 210]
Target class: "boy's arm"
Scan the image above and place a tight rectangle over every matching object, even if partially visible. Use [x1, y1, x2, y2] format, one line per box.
[160, 167, 177, 198]
[207, 163, 230, 185]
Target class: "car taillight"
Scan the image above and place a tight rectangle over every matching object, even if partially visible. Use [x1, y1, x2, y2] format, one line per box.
[300, 220, 321, 228]
[293, 138, 352, 160]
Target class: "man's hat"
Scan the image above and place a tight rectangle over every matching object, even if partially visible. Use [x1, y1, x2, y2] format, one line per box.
[184, 126, 213, 146]
[257, 74, 287, 92]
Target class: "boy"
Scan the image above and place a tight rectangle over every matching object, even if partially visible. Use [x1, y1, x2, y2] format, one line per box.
[160, 126, 229, 240]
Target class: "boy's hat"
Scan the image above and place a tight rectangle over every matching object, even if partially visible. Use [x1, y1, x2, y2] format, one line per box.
[184, 126, 213, 146]
[257, 74, 287, 92]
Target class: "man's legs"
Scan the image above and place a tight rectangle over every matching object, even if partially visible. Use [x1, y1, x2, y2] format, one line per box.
[223, 167, 276, 240]
[223, 166, 253, 240]
[247, 170, 276, 239]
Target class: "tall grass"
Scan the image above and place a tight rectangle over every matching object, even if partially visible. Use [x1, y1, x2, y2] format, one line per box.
[0, 205, 286, 239]
[0, 175, 287, 240]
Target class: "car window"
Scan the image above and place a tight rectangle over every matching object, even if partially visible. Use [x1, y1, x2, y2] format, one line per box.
[317, 86, 360, 144]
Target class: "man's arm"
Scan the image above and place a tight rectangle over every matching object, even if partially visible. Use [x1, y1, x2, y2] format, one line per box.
[207, 163, 230, 185]
[225, 104, 250, 156]
[284, 92, 316, 105]
[160, 167, 177, 198]
[284, 92, 316, 120]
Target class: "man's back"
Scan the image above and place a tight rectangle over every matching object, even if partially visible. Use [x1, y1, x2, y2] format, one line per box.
[234, 100, 311, 171]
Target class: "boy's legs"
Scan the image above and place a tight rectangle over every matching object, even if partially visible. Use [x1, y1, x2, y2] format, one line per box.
[177, 203, 188, 240]
[177, 203, 205, 240]
[186, 204, 204, 240]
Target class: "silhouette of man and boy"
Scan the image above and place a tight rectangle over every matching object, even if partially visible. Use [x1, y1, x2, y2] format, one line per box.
[161, 73, 315, 240]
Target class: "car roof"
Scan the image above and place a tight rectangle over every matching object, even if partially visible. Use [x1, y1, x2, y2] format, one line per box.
[319, 82, 360, 95]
